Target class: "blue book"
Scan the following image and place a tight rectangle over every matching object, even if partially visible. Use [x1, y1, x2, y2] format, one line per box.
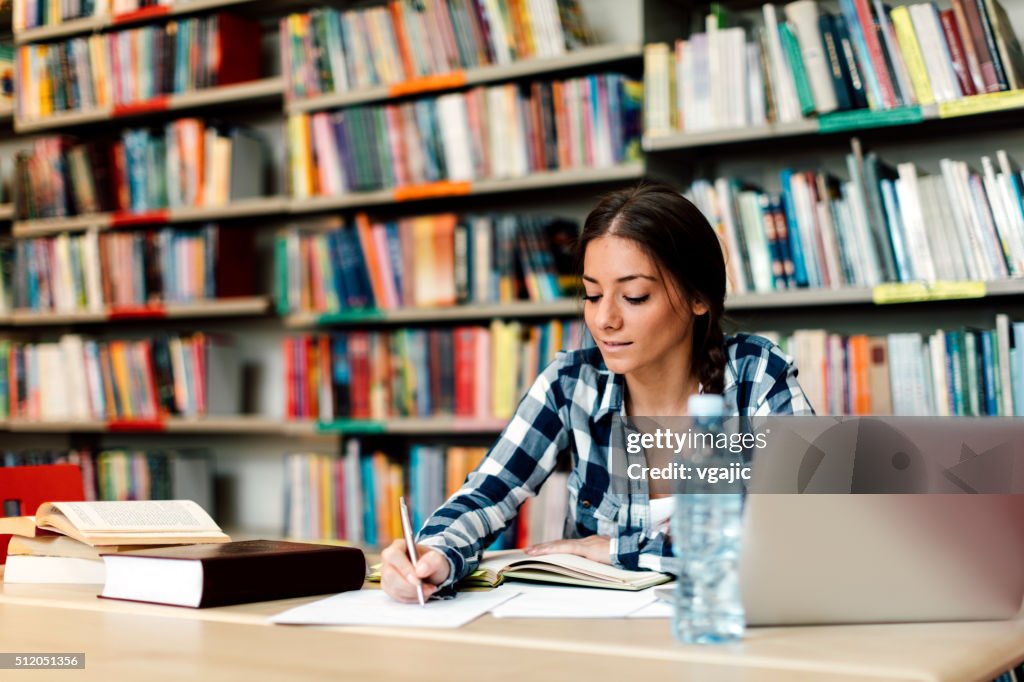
[1012, 322, 1024, 416]
[980, 329, 999, 416]
[383, 222, 404, 306]
[361, 455, 377, 547]
[819, 13, 854, 111]
[779, 169, 809, 287]
[879, 179, 913, 281]
[838, 0, 883, 110]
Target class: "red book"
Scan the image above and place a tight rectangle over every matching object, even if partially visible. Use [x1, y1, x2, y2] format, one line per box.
[453, 326, 476, 417]
[213, 15, 263, 86]
[853, 0, 898, 108]
[348, 332, 372, 419]
[940, 10, 978, 96]
[0, 465, 85, 564]
[283, 338, 296, 420]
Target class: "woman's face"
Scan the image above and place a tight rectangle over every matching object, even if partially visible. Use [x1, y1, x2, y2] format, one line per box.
[582, 235, 707, 378]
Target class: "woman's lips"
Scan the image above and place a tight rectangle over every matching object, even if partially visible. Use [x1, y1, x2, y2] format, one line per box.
[600, 340, 633, 353]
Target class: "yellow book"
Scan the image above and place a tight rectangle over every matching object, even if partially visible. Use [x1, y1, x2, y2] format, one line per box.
[411, 216, 436, 307]
[37, 45, 52, 117]
[320, 454, 333, 539]
[109, 341, 134, 419]
[490, 320, 520, 419]
[890, 6, 935, 106]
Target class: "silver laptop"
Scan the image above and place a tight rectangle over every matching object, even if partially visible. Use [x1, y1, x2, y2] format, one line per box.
[738, 493, 1024, 625]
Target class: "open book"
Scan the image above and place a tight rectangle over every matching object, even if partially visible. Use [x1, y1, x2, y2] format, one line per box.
[460, 550, 672, 591]
[0, 500, 230, 547]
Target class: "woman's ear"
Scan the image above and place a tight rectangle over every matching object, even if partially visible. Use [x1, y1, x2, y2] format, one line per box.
[691, 299, 709, 316]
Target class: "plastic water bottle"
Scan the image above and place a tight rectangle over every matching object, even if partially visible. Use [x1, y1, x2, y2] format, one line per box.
[671, 393, 745, 644]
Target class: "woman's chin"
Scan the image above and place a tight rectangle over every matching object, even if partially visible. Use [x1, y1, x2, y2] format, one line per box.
[600, 354, 633, 374]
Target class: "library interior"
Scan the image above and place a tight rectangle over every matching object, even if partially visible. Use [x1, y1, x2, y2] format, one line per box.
[2, 0, 1024, 679]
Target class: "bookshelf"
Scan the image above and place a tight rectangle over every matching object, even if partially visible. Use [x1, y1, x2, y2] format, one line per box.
[7, 295, 271, 325]
[13, 0, 279, 43]
[12, 197, 290, 237]
[286, 43, 645, 114]
[14, 77, 285, 134]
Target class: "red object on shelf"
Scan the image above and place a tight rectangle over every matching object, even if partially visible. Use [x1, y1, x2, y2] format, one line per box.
[113, 96, 170, 117]
[110, 210, 170, 228]
[108, 305, 167, 321]
[112, 4, 169, 23]
[106, 420, 166, 432]
[0, 464, 85, 564]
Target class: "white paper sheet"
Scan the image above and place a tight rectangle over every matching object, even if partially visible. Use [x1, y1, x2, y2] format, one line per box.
[270, 588, 520, 629]
[490, 584, 660, 619]
[627, 600, 673, 618]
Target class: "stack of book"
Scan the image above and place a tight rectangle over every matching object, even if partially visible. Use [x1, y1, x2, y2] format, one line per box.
[644, 0, 1024, 134]
[688, 141, 1024, 292]
[11, 225, 256, 312]
[287, 72, 643, 197]
[15, 14, 262, 120]
[276, 212, 579, 314]
[283, 319, 585, 422]
[283, 442, 569, 549]
[6, 332, 240, 421]
[771, 314, 1024, 415]
[281, 0, 595, 99]
[15, 121, 268, 220]
[1, 499, 228, 584]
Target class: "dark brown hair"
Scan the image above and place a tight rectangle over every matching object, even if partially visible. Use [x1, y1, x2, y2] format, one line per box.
[576, 180, 727, 394]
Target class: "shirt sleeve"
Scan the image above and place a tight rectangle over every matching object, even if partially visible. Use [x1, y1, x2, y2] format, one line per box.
[757, 355, 817, 416]
[611, 527, 675, 573]
[416, 359, 570, 587]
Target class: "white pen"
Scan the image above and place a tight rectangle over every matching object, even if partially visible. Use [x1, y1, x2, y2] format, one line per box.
[399, 496, 426, 606]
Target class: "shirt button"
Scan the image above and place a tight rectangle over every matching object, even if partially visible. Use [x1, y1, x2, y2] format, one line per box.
[581, 500, 591, 508]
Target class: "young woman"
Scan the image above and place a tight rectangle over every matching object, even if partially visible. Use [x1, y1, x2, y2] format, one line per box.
[381, 181, 816, 602]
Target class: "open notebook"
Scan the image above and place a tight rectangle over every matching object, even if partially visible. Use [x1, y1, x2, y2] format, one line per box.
[461, 550, 671, 591]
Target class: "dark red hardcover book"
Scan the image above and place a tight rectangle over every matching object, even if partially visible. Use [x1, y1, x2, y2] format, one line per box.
[100, 540, 366, 608]
[214, 14, 263, 86]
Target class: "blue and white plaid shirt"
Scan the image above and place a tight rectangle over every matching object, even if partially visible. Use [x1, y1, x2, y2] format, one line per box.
[418, 333, 816, 587]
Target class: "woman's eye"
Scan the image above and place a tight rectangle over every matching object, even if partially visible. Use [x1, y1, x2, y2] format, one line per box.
[582, 294, 602, 303]
[624, 295, 650, 305]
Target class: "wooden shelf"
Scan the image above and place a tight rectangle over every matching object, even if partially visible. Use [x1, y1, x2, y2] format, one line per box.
[284, 299, 582, 328]
[285, 280, 1024, 328]
[287, 163, 646, 215]
[14, 77, 285, 134]
[643, 91, 1024, 152]
[316, 417, 509, 435]
[3, 416, 317, 435]
[13, 196, 289, 237]
[8, 296, 272, 326]
[14, 0, 273, 44]
[287, 43, 643, 114]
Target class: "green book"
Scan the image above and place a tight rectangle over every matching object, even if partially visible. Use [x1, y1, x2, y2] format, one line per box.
[274, 234, 290, 316]
[779, 22, 815, 116]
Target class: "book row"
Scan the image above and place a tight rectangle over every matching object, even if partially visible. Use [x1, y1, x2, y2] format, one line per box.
[644, 0, 1024, 135]
[14, 0, 168, 31]
[3, 225, 255, 313]
[288, 73, 643, 197]
[15, 13, 261, 121]
[687, 141, 1024, 293]
[0, 448, 213, 511]
[15, 121, 268, 219]
[772, 314, 1024, 416]
[283, 319, 585, 422]
[276, 212, 578, 315]
[280, 0, 594, 99]
[284, 443, 567, 549]
[0, 333, 239, 421]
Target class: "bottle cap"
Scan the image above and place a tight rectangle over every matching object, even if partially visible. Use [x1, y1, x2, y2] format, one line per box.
[688, 393, 725, 417]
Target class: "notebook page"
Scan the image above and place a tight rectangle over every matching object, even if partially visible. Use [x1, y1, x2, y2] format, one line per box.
[490, 584, 660, 619]
[270, 588, 520, 629]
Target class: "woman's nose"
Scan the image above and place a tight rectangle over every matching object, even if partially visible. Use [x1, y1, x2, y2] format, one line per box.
[596, 297, 622, 330]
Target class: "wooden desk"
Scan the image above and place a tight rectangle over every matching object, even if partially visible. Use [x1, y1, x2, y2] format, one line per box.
[1, 581, 1023, 682]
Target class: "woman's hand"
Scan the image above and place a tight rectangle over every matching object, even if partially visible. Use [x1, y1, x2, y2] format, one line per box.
[380, 540, 451, 603]
[524, 535, 612, 564]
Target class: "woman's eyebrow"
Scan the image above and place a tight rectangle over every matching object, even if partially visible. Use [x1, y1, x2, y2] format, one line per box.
[582, 274, 658, 284]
